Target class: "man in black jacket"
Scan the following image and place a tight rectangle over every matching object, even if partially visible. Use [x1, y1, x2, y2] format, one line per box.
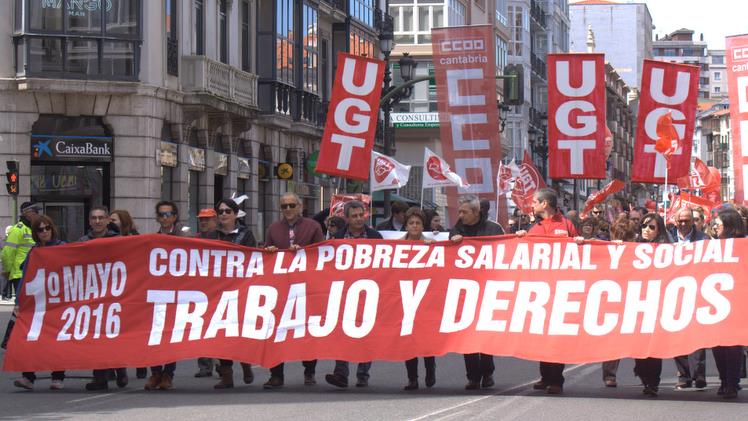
[375, 201, 408, 231]
[449, 195, 504, 390]
[325, 200, 382, 388]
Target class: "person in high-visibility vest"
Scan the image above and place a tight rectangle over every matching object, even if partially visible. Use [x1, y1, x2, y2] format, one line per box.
[1, 202, 40, 301]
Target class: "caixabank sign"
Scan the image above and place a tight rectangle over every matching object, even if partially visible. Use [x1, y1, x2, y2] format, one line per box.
[31, 135, 113, 162]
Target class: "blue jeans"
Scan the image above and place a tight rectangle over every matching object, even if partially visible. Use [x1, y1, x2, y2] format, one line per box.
[333, 360, 371, 380]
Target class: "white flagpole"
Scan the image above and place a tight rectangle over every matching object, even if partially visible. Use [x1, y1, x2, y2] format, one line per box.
[664, 165, 669, 223]
[420, 187, 425, 209]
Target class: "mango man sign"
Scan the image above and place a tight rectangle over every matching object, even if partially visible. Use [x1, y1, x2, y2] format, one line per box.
[4, 234, 748, 372]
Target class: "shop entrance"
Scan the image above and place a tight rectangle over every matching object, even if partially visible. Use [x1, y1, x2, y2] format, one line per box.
[30, 116, 113, 242]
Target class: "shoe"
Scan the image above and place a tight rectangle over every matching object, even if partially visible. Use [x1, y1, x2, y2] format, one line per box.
[325, 373, 348, 388]
[675, 380, 692, 390]
[13, 377, 33, 390]
[304, 374, 316, 385]
[718, 385, 725, 396]
[214, 366, 234, 389]
[465, 380, 480, 390]
[643, 385, 659, 397]
[144, 373, 162, 391]
[107, 369, 116, 381]
[723, 387, 738, 399]
[241, 363, 254, 384]
[532, 380, 548, 390]
[263, 376, 284, 390]
[116, 370, 129, 388]
[425, 369, 436, 388]
[355, 378, 369, 387]
[547, 385, 563, 394]
[195, 370, 213, 378]
[136, 368, 148, 379]
[694, 379, 707, 389]
[481, 375, 495, 388]
[604, 378, 618, 387]
[85, 381, 109, 391]
[157, 373, 173, 390]
[403, 380, 419, 391]
[50, 379, 64, 390]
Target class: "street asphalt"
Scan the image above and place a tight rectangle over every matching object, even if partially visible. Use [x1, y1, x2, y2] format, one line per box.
[0, 305, 745, 420]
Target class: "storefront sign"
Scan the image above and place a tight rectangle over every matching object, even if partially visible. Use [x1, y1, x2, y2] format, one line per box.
[189, 147, 206, 171]
[238, 158, 251, 180]
[31, 135, 113, 162]
[41, 0, 113, 16]
[157, 142, 178, 167]
[215, 153, 228, 176]
[391, 113, 440, 128]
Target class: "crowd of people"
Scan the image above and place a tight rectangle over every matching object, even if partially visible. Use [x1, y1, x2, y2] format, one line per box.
[1, 188, 746, 399]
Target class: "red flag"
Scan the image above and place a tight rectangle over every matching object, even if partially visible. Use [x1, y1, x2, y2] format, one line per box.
[547, 53, 607, 179]
[316, 53, 385, 180]
[329, 194, 371, 218]
[632, 60, 699, 183]
[677, 158, 712, 190]
[726, 34, 748, 204]
[511, 151, 546, 215]
[581, 179, 626, 218]
[667, 193, 717, 224]
[653, 112, 680, 168]
[701, 167, 722, 204]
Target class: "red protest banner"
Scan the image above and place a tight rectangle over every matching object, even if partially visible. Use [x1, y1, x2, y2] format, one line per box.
[432, 25, 503, 223]
[547, 53, 606, 179]
[726, 34, 748, 204]
[315, 53, 384, 180]
[632, 60, 699, 183]
[511, 151, 546, 215]
[329, 194, 371, 217]
[9, 233, 747, 372]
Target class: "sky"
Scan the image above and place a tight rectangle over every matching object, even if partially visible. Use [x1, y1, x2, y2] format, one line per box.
[640, 0, 747, 50]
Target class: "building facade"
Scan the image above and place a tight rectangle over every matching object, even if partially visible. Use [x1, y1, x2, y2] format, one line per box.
[568, 0, 653, 89]
[707, 49, 728, 99]
[653, 28, 710, 99]
[1, 0, 384, 241]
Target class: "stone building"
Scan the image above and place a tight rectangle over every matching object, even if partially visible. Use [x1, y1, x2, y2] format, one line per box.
[0, 0, 382, 241]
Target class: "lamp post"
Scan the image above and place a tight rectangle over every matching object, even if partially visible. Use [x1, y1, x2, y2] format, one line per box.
[378, 14, 416, 218]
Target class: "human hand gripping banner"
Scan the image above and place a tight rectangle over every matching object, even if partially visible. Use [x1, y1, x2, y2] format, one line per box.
[5, 234, 748, 372]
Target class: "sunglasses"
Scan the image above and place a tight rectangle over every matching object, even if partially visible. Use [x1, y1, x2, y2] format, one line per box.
[592, 211, 602, 214]
[677, 220, 692, 225]
[217, 208, 234, 215]
[36, 225, 52, 233]
[641, 223, 657, 231]
[280, 203, 297, 210]
[157, 211, 176, 218]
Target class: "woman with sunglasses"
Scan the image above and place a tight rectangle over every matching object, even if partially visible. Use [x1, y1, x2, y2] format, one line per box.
[211, 199, 257, 389]
[633, 213, 672, 397]
[399, 208, 437, 391]
[12, 215, 65, 390]
[711, 208, 745, 399]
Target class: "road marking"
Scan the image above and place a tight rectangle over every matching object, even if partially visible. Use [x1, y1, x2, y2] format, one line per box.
[409, 363, 588, 421]
[67, 393, 116, 403]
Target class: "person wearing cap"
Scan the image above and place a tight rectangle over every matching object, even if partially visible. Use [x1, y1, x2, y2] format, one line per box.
[2, 202, 40, 302]
[262, 192, 324, 389]
[194, 207, 218, 378]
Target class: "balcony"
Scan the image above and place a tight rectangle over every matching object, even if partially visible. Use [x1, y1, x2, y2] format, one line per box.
[530, 52, 547, 80]
[181, 55, 259, 111]
[258, 80, 326, 131]
[530, 0, 547, 29]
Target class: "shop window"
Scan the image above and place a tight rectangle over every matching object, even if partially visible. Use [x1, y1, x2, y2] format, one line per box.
[15, 0, 141, 80]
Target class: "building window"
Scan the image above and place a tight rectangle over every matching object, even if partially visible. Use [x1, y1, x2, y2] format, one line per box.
[241, 0, 251, 72]
[15, 0, 141, 80]
[350, 0, 374, 27]
[391, 0, 444, 45]
[219, 0, 228, 64]
[714, 86, 721, 93]
[166, 0, 178, 76]
[195, 0, 205, 55]
[495, 0, 508, 26]
[496, 35, 508, 75]
[276, 0, 295, 85]
[350, 26, 375, 57]
[508, 5, 524, 57]
[712, 55, 724, 64]
[302, 3, 318, 93]
[714, 71, 721, 81]
[448, 0, 465, 26]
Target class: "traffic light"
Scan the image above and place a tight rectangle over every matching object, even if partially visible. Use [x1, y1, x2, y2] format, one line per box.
[6, 160, 18, 195]
[503, 64, 524, 106]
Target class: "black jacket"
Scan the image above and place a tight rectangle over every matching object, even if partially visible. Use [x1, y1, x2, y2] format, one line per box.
[213, 226, 257, 247]
[449, 217, 505, 238]
[375, 217, 405, 232]
[78, 229, 119, 242]
[334, 225, 383, 240]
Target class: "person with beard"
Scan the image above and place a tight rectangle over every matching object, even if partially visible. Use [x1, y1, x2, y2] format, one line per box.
[449, 195, 504, 390]
[516, 188, 581, 395]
